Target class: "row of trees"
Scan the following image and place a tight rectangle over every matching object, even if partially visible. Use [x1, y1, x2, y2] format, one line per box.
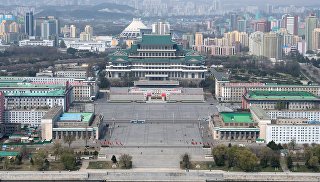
[286, 145, 320, 171]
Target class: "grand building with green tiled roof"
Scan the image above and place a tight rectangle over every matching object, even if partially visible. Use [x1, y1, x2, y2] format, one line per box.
[106, 34, 206, 81]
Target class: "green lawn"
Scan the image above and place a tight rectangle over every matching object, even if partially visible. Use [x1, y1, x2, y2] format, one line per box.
[290, 165, 319, 172]
[87, 161, 116, 169]
[0, 161, 66, 171]
[181, 161, 282, 172]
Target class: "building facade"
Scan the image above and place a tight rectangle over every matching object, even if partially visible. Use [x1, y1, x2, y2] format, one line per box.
[266, 110, 320, 121]
[106, 34, 206, 81]
[210, 112, 260, 141]
[243, 91, 320, 110]
[214, 77, 320, 102]
[3, 110, 47, 127]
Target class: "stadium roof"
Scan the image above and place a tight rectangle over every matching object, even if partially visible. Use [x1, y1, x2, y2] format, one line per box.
[221, 113, 253, 123]
[120, 18, 148, 38]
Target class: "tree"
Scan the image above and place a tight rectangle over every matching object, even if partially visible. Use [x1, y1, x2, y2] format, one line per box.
[212, 145, 227, 166]
[267, 141, 280, 151]
[270, 156, 280, 168]
[60, 152, 77, 170]
[288, 139, 296, 150]
[64, 135, 75, 148]
[67, 48, 77, 55]
[181, 153, 191, 169]
[119, 154, 132, 169]
[99, 72, 110, 89]
[19, 146, 30, 160]
[15, 155, 22, 165]
[30, 158, 34, 165]
[60, 40, 66, 48]
[33, 149, 49, 170]
[259, 147, 274, 168]
[236, 148, 258, 172]
[4, 157, 9, 170]
[226, 145, 239, 167]
[52, 142, 63, 161]
[286, 156, 293, 169]
[111, 155, 117, 164]
[306, 50, 315, 54]
[308, 156, 319, 171]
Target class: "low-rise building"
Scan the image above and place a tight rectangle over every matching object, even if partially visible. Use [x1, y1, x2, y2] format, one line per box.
[54, 69, 88, 78]
[210, 112, 260, 141]
[0, 123, 21, 139]
[41, 106, 104, 141]
[19, 39, 54, 47]
[214, 76, 320, 102]
[243, 91, 320, 110]
[266, 119, 320, 144]
[109, 81, 204, 103]
[266, 110, 320, 121]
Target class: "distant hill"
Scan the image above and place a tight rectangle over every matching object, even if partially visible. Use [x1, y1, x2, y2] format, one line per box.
[36, 3, 136, 20]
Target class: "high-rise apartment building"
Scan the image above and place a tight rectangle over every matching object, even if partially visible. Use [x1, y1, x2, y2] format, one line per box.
[41, 20, 57, 39]
[79, 32, 91, 41]
[249, 31, 265, 57]
[286, 16, 298, 35]
[237, 20, 246, 32]
[0, 20, 11, 34]
[9, 22, 20, 33]
[70, 25, 76, 38]
[195, 32, 203, 46]
[35, 16, 59, 38]
[305, 14, 318, 51]
[84, 25, 93, 37]
[230, 13, 238, 31]
[25, 12, 34, 36]
[312, 28, 320, 51]
[263, 32, 283, 60]
[182, 33, 195, 48]
[152, 20, 170, 35]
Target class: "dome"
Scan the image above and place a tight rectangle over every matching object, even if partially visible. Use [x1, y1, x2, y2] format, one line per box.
[120, 18, 148, 38]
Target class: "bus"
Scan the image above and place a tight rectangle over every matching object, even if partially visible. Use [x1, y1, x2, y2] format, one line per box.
[130, 120, 146, 124]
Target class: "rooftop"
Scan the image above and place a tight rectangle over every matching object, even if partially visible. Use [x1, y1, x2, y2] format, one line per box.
[5, 89, 67, 97]
[221, 113, 253, 123]
[58, 113, 93, 122]
[138, 34, 176, 45]
[247, 91, 319, 100]
[42, 106, 63, 120]
[0, 83, 66, 89]
[250, 106, 271, 120]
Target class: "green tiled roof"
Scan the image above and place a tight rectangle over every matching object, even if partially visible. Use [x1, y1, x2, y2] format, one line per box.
[5, 89, 66, 97]
[248, 91, 319, 100]
[0, 151, 19, 157]
[221, 113, 253, 123]
[0, 83, 66, 89]
[138, 34, 176, 45]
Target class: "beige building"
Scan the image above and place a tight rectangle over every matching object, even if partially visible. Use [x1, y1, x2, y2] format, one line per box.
[41, 106, 104, 141]
[312, 28, 320, 52]
[70, 25, 76, 38]
[263, 32, 283, 60]
[84, 25, 93, 37]
[195, 32, 203, 46]
[80, 32, 91, 41]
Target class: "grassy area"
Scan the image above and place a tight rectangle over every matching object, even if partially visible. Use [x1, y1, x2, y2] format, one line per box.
[87, 161, 116, 169]
[259, 166, 283, 172]
[290, 165, 319, 172]
[0, 161, 65, 171]
[181, 161, 282, 172]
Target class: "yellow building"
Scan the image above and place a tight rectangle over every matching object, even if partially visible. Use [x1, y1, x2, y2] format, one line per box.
[195, 32, 203, 46]
[111, 39, 118, 47]
[126, 40, 134, 48]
